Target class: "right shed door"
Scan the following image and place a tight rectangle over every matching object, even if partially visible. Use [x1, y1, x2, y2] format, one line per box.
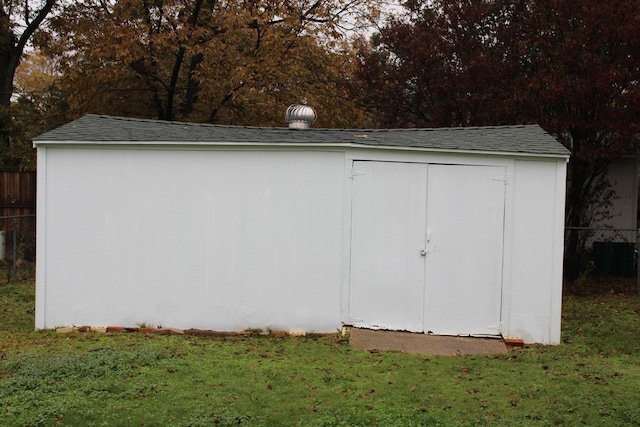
[422, 164, 506, 336]
[349, 161, 506, 337]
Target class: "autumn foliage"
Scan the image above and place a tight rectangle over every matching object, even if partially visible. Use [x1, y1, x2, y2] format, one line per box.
[0, 1, 57, 165]
[355, 0, 640, 278]
[40, 0, 375, 128]
[4, 0, 640, 279]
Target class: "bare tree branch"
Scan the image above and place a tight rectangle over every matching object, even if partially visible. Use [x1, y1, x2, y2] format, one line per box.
[16, 1, 56, 61]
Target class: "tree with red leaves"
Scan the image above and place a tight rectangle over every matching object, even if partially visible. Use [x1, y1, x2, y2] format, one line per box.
[356, 0, 640, 278]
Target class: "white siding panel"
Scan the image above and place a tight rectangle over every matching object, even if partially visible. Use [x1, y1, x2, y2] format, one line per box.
[507, 160, 566, 344]
[41, 149, 345, 331]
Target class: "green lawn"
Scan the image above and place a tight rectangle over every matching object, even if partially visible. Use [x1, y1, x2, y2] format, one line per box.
[1, 279, 639, 426]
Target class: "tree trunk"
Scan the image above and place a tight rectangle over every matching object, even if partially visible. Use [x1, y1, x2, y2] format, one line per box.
[563, 152, 613, 282]
[0, 9, 18, 146]
[564, 160, 590, 281]
[0, 1, 56, 148]
[180, 53, 203, 116]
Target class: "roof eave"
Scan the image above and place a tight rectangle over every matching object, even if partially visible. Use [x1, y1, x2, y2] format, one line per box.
[32, 139, 571, 159]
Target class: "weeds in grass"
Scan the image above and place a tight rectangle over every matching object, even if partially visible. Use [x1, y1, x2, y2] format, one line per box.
[1, 280, 639, 426]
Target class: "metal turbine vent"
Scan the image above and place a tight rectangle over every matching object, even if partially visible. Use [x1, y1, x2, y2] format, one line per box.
[285, 104, 316, 129]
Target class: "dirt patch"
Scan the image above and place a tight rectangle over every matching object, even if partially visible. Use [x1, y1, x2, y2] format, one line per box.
[349, 328, 508, 356]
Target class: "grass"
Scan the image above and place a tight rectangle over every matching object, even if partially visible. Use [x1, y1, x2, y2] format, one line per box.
[1, 279, 639, 426]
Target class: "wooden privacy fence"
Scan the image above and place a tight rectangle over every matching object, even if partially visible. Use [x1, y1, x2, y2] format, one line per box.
[0, 168, 36, 219]
[0, 169, 36, 282]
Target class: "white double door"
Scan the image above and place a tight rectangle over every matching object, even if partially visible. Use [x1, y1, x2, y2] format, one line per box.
[349, 161, 506, 336]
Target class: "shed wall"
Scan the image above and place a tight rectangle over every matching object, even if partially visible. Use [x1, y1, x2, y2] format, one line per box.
[36, 144, 567, 344]
[505, 159, 566, 344]
[36, 148, 345, 331]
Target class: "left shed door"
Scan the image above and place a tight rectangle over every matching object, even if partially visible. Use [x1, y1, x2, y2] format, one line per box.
[348, 161, 428, 331]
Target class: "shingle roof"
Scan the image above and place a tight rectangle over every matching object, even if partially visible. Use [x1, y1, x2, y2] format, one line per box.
[33, 114, 570, 157]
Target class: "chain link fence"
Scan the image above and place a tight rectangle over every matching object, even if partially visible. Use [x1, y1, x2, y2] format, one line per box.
[0, 214, 36, 284]
[564, 226, 639, 295]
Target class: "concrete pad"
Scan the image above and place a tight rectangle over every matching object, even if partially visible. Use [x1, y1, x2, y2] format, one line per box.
[349, 328, 508, 356]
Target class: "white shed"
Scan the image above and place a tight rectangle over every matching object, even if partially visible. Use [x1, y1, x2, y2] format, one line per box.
[33, 115, 570, 344]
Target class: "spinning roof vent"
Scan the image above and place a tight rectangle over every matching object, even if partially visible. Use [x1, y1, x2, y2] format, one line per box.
[285, 104, 316, 129]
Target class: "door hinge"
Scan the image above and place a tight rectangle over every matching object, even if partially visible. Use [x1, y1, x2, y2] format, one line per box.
[492, 174, 510, 185]
[488, 322, 505, 333]
[349, 168, 367, 179]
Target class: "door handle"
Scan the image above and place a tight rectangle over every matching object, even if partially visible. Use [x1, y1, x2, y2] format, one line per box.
[419, 248, 427, 256]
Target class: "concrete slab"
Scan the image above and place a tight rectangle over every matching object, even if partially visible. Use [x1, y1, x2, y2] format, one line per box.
[349, 328, 508, 356]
